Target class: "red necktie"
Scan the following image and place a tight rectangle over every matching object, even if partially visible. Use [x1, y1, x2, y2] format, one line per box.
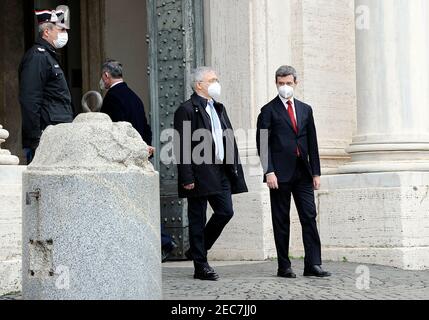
[287, 101, 298, 133]
[287, 101, 300, 156]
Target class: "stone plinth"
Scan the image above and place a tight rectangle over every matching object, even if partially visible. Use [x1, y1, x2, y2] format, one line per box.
[22, 113, 161, 300]
[318, 172, 429, 270]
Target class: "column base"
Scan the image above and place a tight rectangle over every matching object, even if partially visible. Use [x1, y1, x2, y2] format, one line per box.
[322, 247, 429, 271]
[319, 172, 429, 270]
[340, 142, 429, 173]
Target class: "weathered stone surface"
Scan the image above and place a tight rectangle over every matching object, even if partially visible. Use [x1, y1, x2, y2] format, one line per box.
[22, 113, 161, 300]
[318, 172, 429, 270]
[0, 165, 26, 296]
[29, 113, 152, 172]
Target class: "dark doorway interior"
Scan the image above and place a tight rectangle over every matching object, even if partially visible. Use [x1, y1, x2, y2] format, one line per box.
[32, 0, 83, 115]
[0, 0, 84, 163]
[0, 0, 27, 162]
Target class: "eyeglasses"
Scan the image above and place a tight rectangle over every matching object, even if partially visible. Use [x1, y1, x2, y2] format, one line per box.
[54, 26, 67, 32]
[199, 79, 219, 85]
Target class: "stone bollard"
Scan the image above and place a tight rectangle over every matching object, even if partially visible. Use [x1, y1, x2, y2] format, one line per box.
[22, 113, 161, 300]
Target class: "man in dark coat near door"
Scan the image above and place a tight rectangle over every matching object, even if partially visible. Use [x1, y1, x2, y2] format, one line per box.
[174, 67, 248, 281]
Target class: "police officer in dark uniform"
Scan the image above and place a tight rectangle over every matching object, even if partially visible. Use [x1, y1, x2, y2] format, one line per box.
[19, 6, 74, 164]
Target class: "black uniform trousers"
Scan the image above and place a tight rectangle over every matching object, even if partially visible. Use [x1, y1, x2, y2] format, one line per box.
[187, 165, 234, 270]
[270, 157, 322, 271]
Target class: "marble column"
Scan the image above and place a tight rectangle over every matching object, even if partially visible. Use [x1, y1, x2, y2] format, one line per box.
[340, 0, 429, 173]
[318, 0, 429, 270]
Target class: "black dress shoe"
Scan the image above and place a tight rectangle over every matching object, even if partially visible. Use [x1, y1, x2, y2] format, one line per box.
[194, 266, 219, 281]
[304, 265, 331, 277]
[277, 268, 297, 278]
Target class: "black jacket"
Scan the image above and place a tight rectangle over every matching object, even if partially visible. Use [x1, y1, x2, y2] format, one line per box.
[19, 38, 74, 149]
[101, 82, 152, 145]
[256, 97, 321, 183]
[174, 93, 248, 199]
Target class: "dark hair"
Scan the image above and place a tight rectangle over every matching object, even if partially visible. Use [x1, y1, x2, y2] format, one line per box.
[275, 65, 298, 83]
[102, 60, 123, 79]
[38, 22, 55, 38]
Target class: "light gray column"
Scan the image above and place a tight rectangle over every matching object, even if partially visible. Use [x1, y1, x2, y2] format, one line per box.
[340, 0, 429, 173]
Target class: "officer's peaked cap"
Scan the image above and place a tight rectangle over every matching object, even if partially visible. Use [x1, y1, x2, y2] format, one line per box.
[35, 6, 70, 30]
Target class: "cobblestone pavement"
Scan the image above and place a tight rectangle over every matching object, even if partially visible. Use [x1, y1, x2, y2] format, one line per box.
[162, 260, 429, 300]
[2, 260, 428, 300]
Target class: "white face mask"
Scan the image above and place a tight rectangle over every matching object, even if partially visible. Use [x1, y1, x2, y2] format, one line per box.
[208, 82, 222, 101]
[278, 85, 294, 100]
[53, 32, 68, 49]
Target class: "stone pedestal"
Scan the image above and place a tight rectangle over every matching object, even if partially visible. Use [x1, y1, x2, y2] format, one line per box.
[22, 113, 161, 300]
[319, 172, 429, 270]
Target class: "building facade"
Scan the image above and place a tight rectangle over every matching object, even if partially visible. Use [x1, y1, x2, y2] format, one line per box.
[1, 0, 428, 295]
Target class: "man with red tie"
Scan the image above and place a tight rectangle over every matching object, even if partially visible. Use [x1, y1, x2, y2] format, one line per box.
[256, 65, 331, 278]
